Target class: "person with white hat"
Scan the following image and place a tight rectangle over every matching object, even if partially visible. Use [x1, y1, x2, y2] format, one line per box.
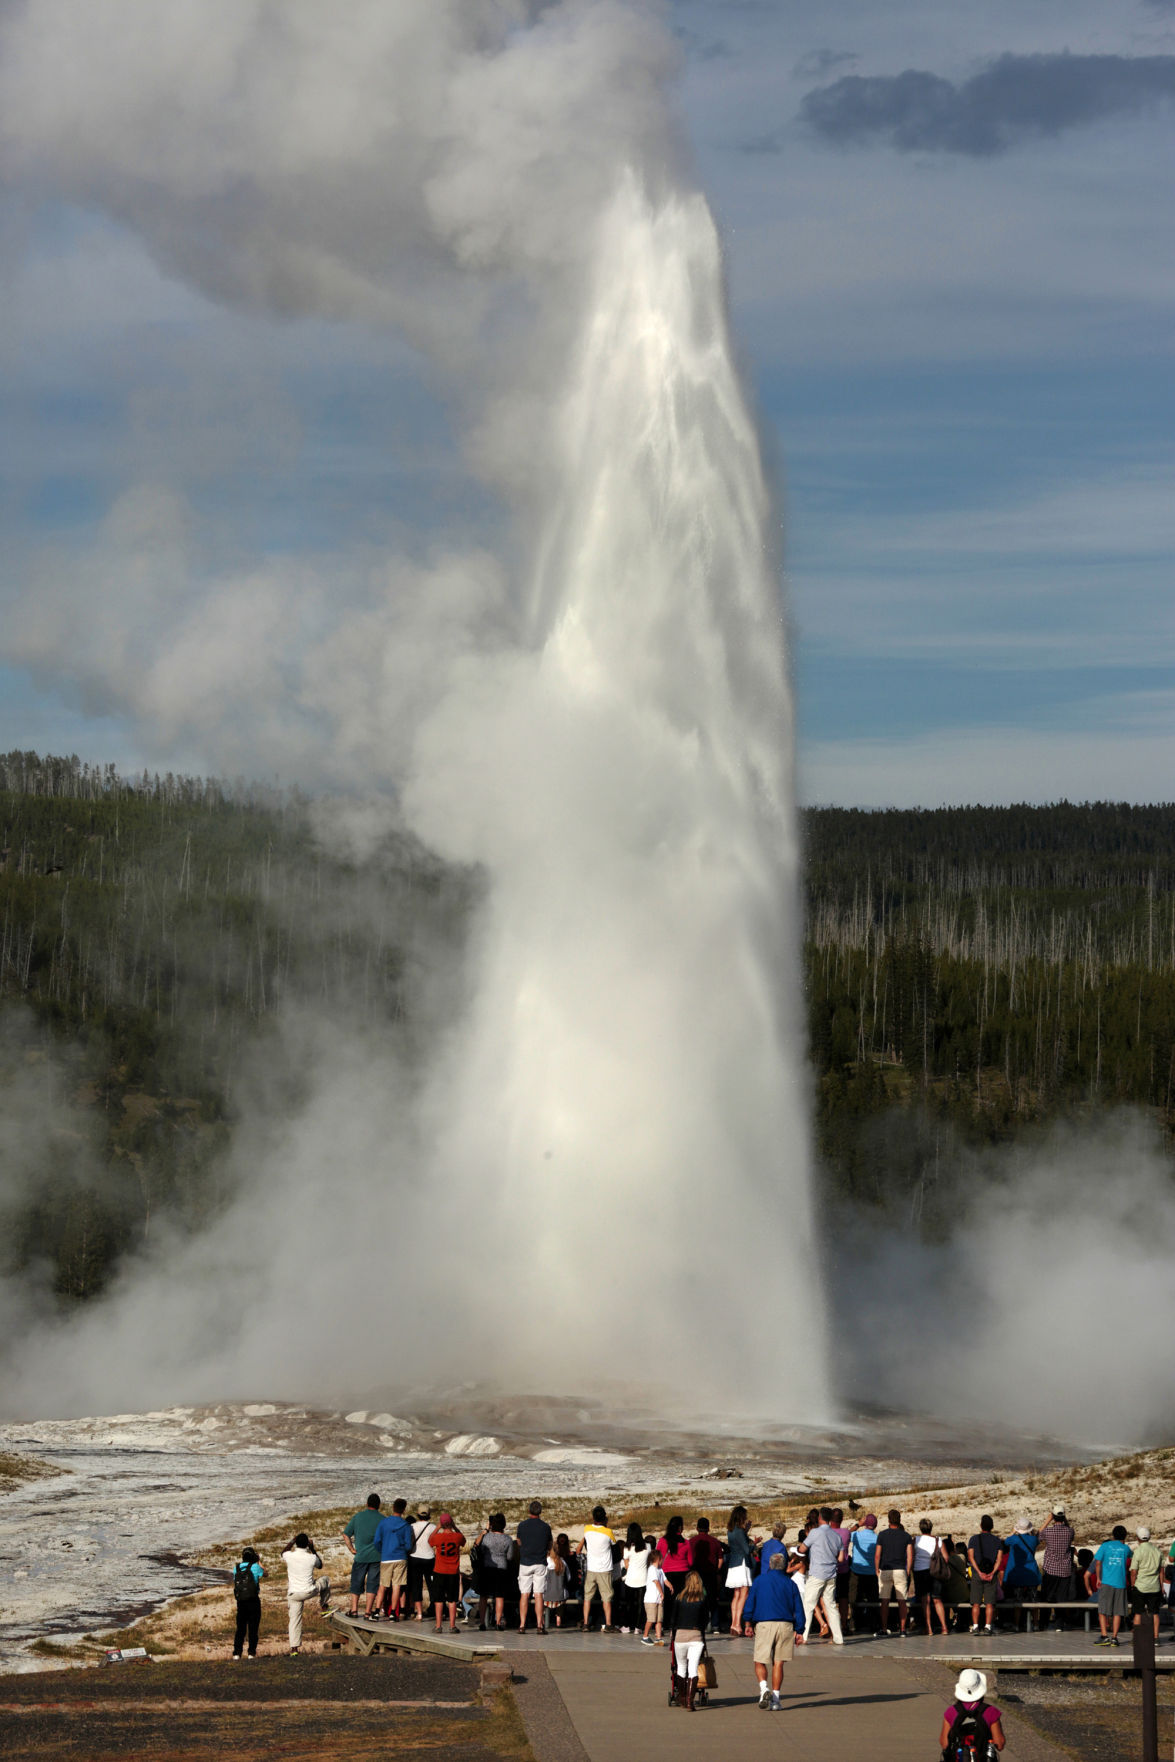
[1130, 1525, 1164, 1640]
[939, 1668, 1005, 1758]
[1037, 1505, 1075, 1627]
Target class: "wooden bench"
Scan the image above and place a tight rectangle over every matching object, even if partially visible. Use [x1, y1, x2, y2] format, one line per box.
[326, 1609, 502, 1662]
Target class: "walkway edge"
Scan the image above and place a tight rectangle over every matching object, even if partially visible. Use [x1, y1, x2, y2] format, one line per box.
[510, 1652, 591, 1762]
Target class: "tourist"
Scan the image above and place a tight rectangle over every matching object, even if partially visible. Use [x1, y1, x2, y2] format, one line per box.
[944, 1537, 972, 1632]
[744, 1550, 806, 1713]
[1001, 1516, 1042, 1629]
[799, 1507, 845, 1645]
[940, 1667, 1006, 1757]
[281, 1531, 331, 1657]
[516, 1499, 553, 1634]
[343, 1493, 383, 1620]
[789, 1529, 831, 1635]
[877, 1508, 915, 1638]
[474, 1513, 514, 1632]
[642, 1549, 669, 1645]
[691, 1516, 723, 1613]
[1037, 1506, 1075, 1626]
[408, 1506, 436, 1621]
[831, 1507, 852, 1632]
[847, 1514, 879, 1633]
[429, 1511, 466, 1633]
[544, 1541, 568, 1630]
[578, 1505, 617, 1631]
[1088, 1524, 1132, 1648]
[725, 1505, 756, 1637]
[759, 1521, 788, 1574]
[913, 1518, 950, 1637]
[967, 1515, 1004, 1638]
[668, 1568, 709, 1710]
[620, 1523, 652, 1633]
[1130, 1526, 1164, 1639]
[231, 1545, 264, 1661]
[373, 1496, 414, 1620]
[658, 1514, 693, 1596]
[554, 1532, 580, 1622]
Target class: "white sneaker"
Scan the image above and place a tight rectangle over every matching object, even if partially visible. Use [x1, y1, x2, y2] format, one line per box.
[759, 1685, 771, 1708]
[770, 1693, 782, 1711]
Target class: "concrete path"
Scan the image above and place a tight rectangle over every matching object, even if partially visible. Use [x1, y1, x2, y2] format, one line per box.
[501, 1632, 1082, 1762]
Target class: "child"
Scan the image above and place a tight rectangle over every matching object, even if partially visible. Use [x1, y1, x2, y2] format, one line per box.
[940, 1667, 1005, 1757]
[544, 1545, 568, 1629]
[620, 1524, 652, 1634]
[641, 1553, 668, 1645]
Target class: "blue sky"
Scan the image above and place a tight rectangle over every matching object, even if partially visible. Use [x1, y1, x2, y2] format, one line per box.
[0, 0, 1172, 805]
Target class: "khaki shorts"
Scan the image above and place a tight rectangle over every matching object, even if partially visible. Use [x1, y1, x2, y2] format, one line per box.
[878, 1568, 910, 1599]
[379, 1560, 408, 1589]
[753, 1620, 795, 1666]
[582, 1569, 614, 1606]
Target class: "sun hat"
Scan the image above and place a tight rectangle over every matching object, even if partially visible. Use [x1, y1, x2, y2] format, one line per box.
[954, 1668, 987, 1703]
[1014, 1515, 1033, 1533]
[1138, 1525, 1151, 1541]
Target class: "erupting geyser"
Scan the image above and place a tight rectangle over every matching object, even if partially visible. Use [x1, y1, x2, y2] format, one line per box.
[409, 177, 830, 1414]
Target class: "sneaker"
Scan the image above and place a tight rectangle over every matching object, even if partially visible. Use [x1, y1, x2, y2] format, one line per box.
[640, 1635, 654, 1646]
[1110, 1636, 1121, 1647]
[899, 1630, 908, 1639]
[759, 1686, 771, 1709]
[969, 1625, 980, 1635]
[619, 1627, 632, 1635]
[243, 1654, 255, 1662]
[231, 1654, 241, 1662]
[770, 1693, 781, 1711]
[1095, 1636, 1113, 1647]
[983, 1627, 994, 1637]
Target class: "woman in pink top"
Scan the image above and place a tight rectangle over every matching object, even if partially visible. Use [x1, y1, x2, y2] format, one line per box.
[657, 1515, 694, 1596]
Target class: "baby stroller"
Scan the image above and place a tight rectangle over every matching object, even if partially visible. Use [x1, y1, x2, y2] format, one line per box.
[666, 1643, 711, 1710]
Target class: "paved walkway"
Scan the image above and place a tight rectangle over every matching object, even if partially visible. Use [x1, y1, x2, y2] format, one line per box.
[500, 1631, 1085, 1762]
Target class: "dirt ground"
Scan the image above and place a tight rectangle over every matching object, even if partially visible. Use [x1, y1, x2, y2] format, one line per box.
[0, 1655, 533, 1762]
[999, 1670, 1175, 1762]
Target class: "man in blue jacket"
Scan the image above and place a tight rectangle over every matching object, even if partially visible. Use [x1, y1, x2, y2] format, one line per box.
[743, 1553, 806, 1711]
[373, 1497, 415, 1620]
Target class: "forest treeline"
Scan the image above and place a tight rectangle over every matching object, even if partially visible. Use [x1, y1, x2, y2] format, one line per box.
[2, 751, 1174, 1298]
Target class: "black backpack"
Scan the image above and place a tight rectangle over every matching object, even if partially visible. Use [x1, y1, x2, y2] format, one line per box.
[233, 1562, 258, 1602]
[944, 1700, 991, 1759]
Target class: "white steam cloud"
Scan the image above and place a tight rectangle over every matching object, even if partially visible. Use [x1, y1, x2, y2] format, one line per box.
[839, 1113, 1175, 1447]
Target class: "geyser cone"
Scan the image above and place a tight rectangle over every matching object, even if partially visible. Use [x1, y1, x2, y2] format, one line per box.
[410, 177, 830, 1419]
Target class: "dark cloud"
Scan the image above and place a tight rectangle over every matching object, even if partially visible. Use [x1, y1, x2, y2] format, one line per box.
[802, 51, 1175, 154]
[793, 48, 859, 81]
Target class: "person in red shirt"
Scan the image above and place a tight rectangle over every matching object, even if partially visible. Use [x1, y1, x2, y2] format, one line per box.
[657, 1515, 694, 1596]
[691, 1517, 723, 1609]
[429, 1512, 466, 1633]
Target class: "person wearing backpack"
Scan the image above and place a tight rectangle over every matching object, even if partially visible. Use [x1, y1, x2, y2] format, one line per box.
[967, 1516, 1005, 1637]
[231, 1546, 264, 1660]
[939, 1667, 1005, 1758]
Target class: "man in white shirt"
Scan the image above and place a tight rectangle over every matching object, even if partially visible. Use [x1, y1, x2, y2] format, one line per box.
[576, 1505, 617, 1632]
[799, 1508, 845, 1645]
[281, 1531, 331, 1655]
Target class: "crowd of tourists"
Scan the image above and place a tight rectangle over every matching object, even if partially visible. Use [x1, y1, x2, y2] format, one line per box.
[229, 1492, 1175, 1710]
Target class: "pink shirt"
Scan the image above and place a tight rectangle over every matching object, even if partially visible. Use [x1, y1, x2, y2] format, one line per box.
[657, 1536, 694, 1573]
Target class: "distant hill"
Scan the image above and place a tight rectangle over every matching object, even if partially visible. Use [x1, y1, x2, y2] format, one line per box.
[1, 753, 1173, 1298]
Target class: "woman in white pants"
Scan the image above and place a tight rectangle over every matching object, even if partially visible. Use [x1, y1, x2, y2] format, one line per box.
[669, 1570, 709, 1711]
[281, 1531, 331, 1655]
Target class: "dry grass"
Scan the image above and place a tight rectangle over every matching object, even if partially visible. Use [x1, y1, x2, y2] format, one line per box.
[0, 1451, 60, 1494]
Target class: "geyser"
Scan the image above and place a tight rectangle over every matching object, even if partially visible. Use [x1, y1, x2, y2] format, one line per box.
[408, 176, 830, 1413]
[0, 0, 828, 1421]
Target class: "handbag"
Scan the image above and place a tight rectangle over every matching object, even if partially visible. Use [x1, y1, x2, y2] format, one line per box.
[697, 1652, 717, 1689]
[930, 1541, 950, 1583]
